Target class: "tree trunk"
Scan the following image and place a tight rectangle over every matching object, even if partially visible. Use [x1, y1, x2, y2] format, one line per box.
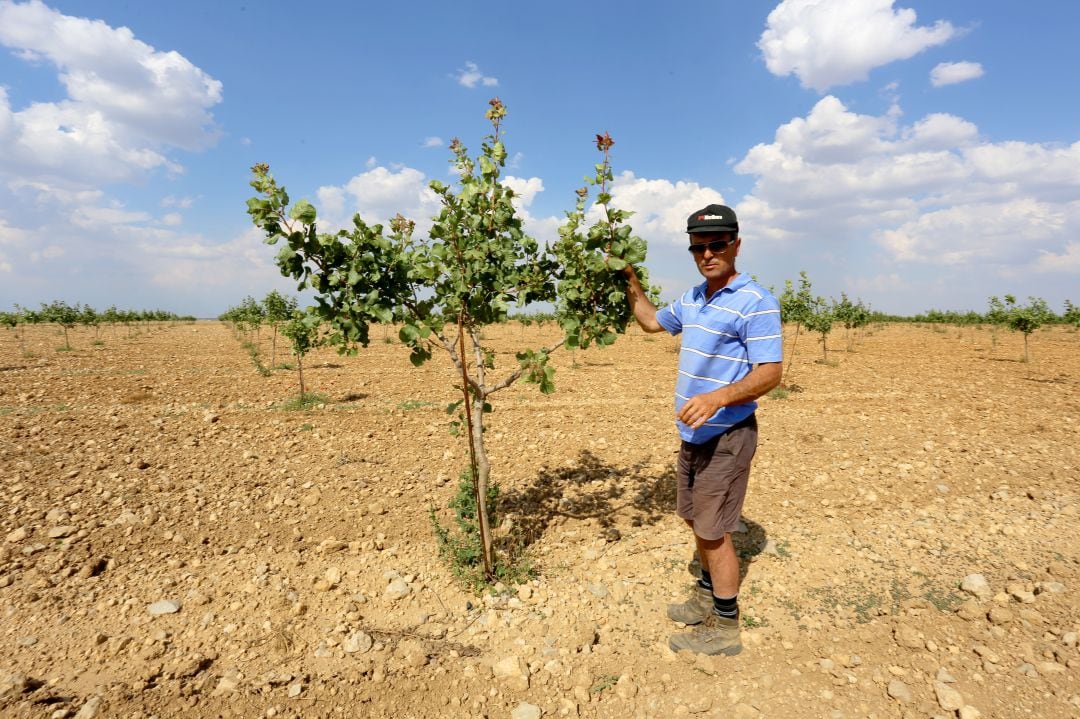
[785, 324, 801, 376]
[271, 325, 278, 369]
[457, 318, 494, 578]
[821, 332, 828, 362]
[297, 353, 305, 395]
[1023, 333, 1030, 363]
[469, 394, 495, 577]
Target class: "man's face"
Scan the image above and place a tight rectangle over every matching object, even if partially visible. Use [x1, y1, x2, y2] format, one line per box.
[688, 231, 740, 283]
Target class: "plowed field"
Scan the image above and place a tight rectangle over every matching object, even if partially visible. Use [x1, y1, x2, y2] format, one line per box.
[1, 321, 1077, 719]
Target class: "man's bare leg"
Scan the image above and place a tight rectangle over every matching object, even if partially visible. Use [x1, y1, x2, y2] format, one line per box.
[686, 519, 739, 597]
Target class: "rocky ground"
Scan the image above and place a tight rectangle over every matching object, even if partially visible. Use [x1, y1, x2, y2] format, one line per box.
[0, 320, 1077, 719]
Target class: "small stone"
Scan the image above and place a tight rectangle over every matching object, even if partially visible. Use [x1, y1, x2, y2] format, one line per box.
[47, 525, 75, 539]
[936, 667, 956, 683]
[287, 682, 302, 698]
[5, 527, 28, 543]
[887, 680, 912, 703]
[317, 539, 346, 553]
[343, 631, 373, 654]
[1036, 581, 1065, 594]
[1010, 588, 1036, 604]
[147, 600, 181, 616]
[16, 636, 37, 647]
[510, 702, 541, 719]
[385, 578, 410, 601]
[324, 567, 342, 587]
[960, 574, 992, 600]
[958, 706, 982, 719]
[73, 697, 102, 719]
[1016, 663, 1038, 677]
[369, 502, 386, 516]
[894, 624, 923, 650]
[615, 674, 637, 699]
[214, 674, 240, 695]
[0, 673, 31, 699]
[1062, 632, 1078, 647]
[517, 585, 533, 601]
[987, 606, 1013, 625]
[934, 681, 964, 711]
[955, 599, 982, 621]
[494, 656, 529, 691]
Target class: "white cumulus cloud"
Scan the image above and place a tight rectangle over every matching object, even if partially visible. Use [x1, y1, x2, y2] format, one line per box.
[0, 0, 222, 188]
[315, 165, 441, 232]
[930, 61, 984, 87]
[456, 61, 498, 88]
[758, 0, 957, 92]
[733, 95, 1080, 283]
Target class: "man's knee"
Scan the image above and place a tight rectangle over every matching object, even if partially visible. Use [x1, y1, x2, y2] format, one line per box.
[696, 532, 732, 550]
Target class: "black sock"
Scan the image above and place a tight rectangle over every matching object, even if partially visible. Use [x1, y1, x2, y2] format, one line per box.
[712, 593, 738, 619]
[697, 569, 713, 592]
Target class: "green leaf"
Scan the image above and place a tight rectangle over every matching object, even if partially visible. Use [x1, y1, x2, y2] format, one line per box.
[289, 200, 317, 225]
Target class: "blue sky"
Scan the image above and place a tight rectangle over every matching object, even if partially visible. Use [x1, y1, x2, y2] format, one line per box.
[1, 0, 1078, 317]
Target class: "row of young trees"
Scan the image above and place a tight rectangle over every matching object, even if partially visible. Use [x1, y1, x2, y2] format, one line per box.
[776, 271, 873, 368]
[219, 291, 321, 394]
[1, 301, 195, 350]
[775, 271, 1075, 366]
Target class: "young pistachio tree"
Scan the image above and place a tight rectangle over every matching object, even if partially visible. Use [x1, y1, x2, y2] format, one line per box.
[1064, 300, 1080, 330]
[831, 292, 870, 351]
[990, 295, 1054, 362]
[247, 99, 656, 577]
[804, 295, 834, 363]
[779, 270, 814, 375]
[263, 290, 298, 369]
[280, 310, 321, 396]
[42, 300, 80, 350]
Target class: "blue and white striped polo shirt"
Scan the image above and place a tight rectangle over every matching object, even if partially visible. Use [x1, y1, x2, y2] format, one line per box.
[656, 273, 783, 444]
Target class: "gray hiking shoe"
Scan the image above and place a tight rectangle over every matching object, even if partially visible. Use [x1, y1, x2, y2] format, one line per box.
[668, 612, 742, 656]
[687, 551, 702, 580]
[666, 583, 713, 625]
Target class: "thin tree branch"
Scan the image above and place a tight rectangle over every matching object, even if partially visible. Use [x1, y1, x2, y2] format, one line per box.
[483, 338, 566, 396]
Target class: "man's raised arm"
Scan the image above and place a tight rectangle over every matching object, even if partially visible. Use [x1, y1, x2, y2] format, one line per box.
[625, 266, 664, 333]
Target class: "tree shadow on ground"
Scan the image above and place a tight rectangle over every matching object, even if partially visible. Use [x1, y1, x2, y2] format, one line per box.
[498, 450, 675, 549]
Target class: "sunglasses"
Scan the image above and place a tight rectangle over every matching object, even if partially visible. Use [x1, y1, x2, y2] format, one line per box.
[688, 236, 738, 255]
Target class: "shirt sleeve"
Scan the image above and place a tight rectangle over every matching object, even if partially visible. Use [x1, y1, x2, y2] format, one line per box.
[743, 295, 783, 363]
[655, 294, 684, 335]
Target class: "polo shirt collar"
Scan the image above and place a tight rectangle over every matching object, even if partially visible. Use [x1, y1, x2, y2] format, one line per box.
[692, 273, 749, 302]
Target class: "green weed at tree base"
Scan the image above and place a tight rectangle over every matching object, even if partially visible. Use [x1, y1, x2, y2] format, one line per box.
[429, 470, 533, 592]
[279, 392, 327, 411]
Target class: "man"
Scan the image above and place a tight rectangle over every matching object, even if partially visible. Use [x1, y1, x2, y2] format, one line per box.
[624, 203, 782, 656]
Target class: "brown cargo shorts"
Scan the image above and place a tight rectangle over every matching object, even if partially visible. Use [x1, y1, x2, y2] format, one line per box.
[675, 414, 758, 541]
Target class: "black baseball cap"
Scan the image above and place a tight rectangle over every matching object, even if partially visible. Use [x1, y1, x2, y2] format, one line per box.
[687, 204, 738, 234]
